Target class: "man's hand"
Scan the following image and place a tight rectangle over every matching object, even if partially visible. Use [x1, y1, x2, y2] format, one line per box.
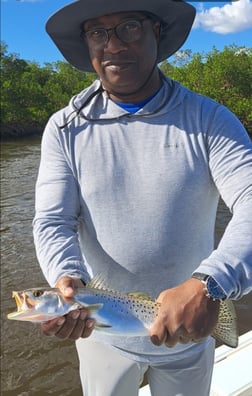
[150, 278, 220, 347]
[41, 276, 95, 340]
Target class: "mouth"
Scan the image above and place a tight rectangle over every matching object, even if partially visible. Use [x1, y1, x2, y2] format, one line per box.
[103, 60, 135, 72]
[12, 291, 30, 311]
[13, 292, 23, 311]
[7, 292, 33, 320]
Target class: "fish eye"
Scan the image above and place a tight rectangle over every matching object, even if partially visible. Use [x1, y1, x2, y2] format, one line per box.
[32, 290, 44, 298]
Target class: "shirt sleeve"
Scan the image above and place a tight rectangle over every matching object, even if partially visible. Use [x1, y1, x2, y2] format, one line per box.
[195, 104, 252, 299]
[33, 116, 90, 287]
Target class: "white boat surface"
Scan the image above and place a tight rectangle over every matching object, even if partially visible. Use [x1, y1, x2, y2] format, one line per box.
[139, 331, 252, 396]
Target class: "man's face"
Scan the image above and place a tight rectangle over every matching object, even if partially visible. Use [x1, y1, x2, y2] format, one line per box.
[83, 12, 160, 99]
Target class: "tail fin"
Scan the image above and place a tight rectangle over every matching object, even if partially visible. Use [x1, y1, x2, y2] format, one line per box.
[212, 299, 238, 348]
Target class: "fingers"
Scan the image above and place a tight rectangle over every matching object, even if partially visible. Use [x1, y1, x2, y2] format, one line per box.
[56, 276, 85, 298]
[165, 328, 199, 347]
[55, 310, 95, 340]
[150, 321, 187, 348]
[149, 317, 167, 346]
[150, 316, 206, 348]
[41, 316, 67, 337]
[149, 280, 221, 349]
[41, 276, 91, 341]
[41, 309, 95, 340]
[150, 323, 203, 348]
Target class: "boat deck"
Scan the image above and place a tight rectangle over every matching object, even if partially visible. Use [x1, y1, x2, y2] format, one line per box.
[139, 331, 252, 396]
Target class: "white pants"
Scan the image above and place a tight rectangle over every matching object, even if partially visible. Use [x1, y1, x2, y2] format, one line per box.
[76, 338, 215, 396]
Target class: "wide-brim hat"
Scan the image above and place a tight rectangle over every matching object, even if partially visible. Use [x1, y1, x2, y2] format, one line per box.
[46, 0, 195, 72]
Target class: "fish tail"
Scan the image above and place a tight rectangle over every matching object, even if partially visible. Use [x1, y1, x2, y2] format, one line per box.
[212, 299, 238, 348]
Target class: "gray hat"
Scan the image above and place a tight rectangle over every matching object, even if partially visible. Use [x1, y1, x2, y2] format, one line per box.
[46, 0, 195, 72]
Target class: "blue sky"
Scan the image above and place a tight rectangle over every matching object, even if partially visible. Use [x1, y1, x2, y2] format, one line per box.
[1, 0, 252, 66]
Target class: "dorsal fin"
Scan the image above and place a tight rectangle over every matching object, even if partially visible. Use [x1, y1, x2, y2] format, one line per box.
[87, 274, 114, 292]
[87, 274, 154, 301]
[126, 292, 153, 301]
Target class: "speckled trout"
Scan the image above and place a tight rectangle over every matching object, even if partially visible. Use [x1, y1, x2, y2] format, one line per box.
[7, 276, 238, 348]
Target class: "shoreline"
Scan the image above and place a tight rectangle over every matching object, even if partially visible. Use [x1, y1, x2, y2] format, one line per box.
[1, 123, 251, 141]
[0, 123, 44, 141]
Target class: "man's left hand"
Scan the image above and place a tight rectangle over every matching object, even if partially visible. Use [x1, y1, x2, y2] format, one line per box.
[150, 278, 220, 347]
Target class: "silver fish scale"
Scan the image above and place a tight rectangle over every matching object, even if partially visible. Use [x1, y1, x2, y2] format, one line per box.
[8, 277, 238, 347]
[85, 287, 158, 324]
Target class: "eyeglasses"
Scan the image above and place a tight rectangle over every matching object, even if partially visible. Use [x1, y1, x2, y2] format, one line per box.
[82, 18, 149, 49]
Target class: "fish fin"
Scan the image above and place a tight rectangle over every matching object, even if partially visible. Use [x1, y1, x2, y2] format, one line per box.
[87, 274, 114, 292]
[126, 292, 153, 301]
[73, 301, 103, 313]
[212, 299, 238, 348]
[88, 274, 155, 301]
[95, 323, 113, 330]
[87, 303, 104, 313]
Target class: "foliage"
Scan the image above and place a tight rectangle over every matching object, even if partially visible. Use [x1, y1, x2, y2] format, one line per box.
[0, 42, 97, 133]
[160, 45, 252, 134]
[1, 41, 251, 137]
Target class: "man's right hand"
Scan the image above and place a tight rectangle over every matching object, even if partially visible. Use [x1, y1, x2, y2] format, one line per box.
[41, 276, 95, 340]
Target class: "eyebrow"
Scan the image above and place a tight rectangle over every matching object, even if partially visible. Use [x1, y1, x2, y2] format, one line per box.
[83, 13, 146, 30]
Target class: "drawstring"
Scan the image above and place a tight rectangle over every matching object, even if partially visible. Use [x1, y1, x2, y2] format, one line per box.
[59, 71, 172, 128]
[59, 85, 104, 129]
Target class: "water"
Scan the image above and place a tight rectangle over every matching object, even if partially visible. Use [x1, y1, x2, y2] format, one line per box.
[1, 137, 251, 396]
[1, 138, 82, 396]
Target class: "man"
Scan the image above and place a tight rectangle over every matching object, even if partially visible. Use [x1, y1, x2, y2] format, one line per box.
[33, 0, 252, 395]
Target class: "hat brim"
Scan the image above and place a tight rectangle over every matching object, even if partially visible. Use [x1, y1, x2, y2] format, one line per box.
[46, 0, 195, 72]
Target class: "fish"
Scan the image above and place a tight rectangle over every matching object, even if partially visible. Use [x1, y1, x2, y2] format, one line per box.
[7, 275, 238, 348]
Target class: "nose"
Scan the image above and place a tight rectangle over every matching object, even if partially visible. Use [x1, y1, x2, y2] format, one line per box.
[104, 30, 128, 53]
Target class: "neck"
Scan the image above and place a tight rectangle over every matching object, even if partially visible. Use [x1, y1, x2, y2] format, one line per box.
[103, 67, 163, 103]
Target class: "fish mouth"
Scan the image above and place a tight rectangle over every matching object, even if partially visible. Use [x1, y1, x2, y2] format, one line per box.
[7, 291, 34, 320]
[12, 291, 23, 311]
[10, 291, 31, 313]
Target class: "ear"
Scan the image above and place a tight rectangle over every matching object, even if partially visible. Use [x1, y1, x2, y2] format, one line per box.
[152, 21, 161, 41]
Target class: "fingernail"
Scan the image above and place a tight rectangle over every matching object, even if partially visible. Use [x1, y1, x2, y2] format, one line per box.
[71, 311, 80, 320]
[63, 287, 73, 297]
[86, 320, 95, 329]
[80, 311, 87, 320]
[57, 317, 65, 326]
[151, 335, 160, 346]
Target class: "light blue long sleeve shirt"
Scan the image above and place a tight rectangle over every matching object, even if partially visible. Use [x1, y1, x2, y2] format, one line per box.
[33, 75, 252, 361]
